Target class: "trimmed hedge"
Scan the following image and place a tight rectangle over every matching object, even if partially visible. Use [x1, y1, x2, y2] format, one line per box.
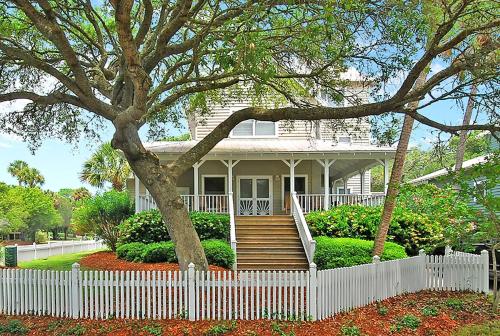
[313, 237, 407, 270]
[116, 239, 234, 268]
[118, 210, 230, 245]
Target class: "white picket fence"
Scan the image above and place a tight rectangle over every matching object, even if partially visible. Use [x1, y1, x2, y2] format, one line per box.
[0, 250, 489, 321]
[13, 240, 105, 263]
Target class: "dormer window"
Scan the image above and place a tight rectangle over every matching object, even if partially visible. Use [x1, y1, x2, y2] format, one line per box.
[232, 120, 277, 138]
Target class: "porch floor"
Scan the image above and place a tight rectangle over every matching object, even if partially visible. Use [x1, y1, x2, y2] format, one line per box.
[235, 216, 308, 271]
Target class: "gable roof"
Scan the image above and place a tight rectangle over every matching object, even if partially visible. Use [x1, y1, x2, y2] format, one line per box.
[409, 155, 487, 184]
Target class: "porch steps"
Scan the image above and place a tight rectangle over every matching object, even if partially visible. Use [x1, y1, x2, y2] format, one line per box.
[235, 216, 308, 271]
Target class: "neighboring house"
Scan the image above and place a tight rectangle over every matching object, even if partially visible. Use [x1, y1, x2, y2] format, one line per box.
[128, 78, 396, 270]
[410, 132, 500, 210]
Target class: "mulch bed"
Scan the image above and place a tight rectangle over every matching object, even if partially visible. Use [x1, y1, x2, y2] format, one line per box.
[0, 291, 497, 335]
[80, 251, 228, 272]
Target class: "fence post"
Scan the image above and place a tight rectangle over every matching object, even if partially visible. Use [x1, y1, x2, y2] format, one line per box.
[188, 263, 195, 321]
[32, 242, 37, 260]
[419, 250, 427, 291]
[309, 262, 317, 321]
[372, 255, 380, 301]
[71, 263, 80, 318]
[48, 241, 51, 257]
[445, 245, 452, 256]
[481, 250, 489, 293]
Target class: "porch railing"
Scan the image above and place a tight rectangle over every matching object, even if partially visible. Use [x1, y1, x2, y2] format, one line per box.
[296, 193, 386, 213]
[291, 192, 316, 264]
[137, 194, 229, 213]
[228, 192, 237, 270]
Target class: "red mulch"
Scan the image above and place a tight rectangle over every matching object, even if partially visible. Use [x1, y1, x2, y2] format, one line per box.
[0, 291, 497, 335]
[0, 240, 34, 246]
[79, 251, 229, 272]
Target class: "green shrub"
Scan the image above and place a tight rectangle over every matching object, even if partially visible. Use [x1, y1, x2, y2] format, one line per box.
[201, 240, 235, 269]
[141, 242, 177, 263]
[190, 212, 230, 240]
[116, 240, 234, 268]
[35, 230, 48, 244]
[118, 210, 230, 245]
[116, 242, 146, 262]
[0, 319, 29, 334]
[392, 314, 421, 331]
[313, 237, 407, 270]
[118, 210, 169, 245]
[341, 325, 361, 336]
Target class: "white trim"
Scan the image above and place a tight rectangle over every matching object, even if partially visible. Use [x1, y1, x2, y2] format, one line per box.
[201, 174, 227, 194]
[236, 175, 274, 215]
[281, 174, 308, 210]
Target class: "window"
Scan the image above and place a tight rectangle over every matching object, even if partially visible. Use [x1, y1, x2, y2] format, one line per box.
[203, 176, 226, 195]
[338, 136, 352, 145]
[232, 120, 276, 137]
[337, 187, 351, 194]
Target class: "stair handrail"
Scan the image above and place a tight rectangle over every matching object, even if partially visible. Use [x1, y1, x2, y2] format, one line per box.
[228, 192, 237, 270]
[291, 191, 316, 264]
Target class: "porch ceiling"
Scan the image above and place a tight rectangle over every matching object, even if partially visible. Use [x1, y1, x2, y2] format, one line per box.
[329, 159, 382, 181]
[145, 139, 396, 161]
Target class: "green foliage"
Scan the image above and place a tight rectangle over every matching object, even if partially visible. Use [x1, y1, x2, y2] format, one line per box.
[7, 160, 45, 188]
[80, 142, 131, 191]
[118, 210, 169, 245]
[392, 315, 421, 332]
[160, 133, 191, 142]
[19, 250, 103, 271]
[0, 185, 62, 240]
[116, 242, 147, 262]
[421, 306, 439, 317]
[201, 239, 235, 269]
[203, 321, 237, 335]
[34, 230, 48, 244]
[190, 212, 230, 240]
[142, 323, 163, 336]
[118, 210, 229, 245]
[141, 242, 177, 263]
[340, 325, 361, 336]
[116, 240, 234, 268]
[452, 320, 500, 336]
[445, 298, 464, 310]
[306, 184, 474, 254]
[377, 304, 388, 316]
[313, 237, 407, 270]
[0, 319, 29, 334]
[72, 191, 133, 251]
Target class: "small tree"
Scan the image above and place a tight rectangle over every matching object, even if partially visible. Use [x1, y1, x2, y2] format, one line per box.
[447, 152, 499, 312]
[72, 191, 134, 251]
[7, 160, 45, 188]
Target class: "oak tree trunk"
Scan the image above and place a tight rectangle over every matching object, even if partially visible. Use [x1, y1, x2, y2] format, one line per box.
[113, 123, 208, 271]
[454, 84, 477, 171]
[372, 72, 428, 257]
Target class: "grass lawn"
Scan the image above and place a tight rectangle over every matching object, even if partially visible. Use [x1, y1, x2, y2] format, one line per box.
[18, 249, 106, 271]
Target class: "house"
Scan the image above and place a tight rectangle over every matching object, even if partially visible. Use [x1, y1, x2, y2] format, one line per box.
[128, 80, 396, 270]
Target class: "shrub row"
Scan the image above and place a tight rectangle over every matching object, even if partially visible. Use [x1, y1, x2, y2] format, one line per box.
[116, 239, 234, 268]
[314, 237, 407, 270]
[118, 210, 230, 245]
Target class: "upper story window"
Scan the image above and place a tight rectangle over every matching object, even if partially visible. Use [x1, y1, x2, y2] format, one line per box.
[231, 120, 277, 138]
[338, 136, 352, 145]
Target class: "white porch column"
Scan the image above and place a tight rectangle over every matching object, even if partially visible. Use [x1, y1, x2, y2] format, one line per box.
[343, 178, 348, 194]
[228, 160, 233, 194]
[134, 174, 140, 213]
[359, 169, 366, 194]
[193, 161, 204, 211]
[384, 158, 389, 194]
[323, 160, 329, 210]
[290, 158, 295, 195]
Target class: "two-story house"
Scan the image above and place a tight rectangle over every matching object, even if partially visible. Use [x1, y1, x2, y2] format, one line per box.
[128, 79, 396, 270]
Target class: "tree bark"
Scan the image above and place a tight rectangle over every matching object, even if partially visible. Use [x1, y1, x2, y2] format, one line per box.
[454, 84, 477, 171]
[372, 72, 428, 257]
[112, 123, 208, 271]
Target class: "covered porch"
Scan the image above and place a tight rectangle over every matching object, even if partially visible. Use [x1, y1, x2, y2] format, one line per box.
[133, 139, 395, 215]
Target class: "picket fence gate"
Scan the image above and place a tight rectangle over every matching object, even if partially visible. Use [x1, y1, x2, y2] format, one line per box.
[0, 250, 489, 321]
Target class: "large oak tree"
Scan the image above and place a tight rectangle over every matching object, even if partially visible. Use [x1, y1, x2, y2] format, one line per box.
[0, 0, 498, 270]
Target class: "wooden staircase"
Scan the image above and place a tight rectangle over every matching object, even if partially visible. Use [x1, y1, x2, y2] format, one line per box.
[235, 215, 309, 271]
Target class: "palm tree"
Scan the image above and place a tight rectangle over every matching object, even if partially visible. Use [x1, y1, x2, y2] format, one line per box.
[7, 160, 29, 186]
[7, 160, 45, 187]
[80, 143, 131, 191]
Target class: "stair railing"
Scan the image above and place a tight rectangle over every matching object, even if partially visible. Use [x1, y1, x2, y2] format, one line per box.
[291, 191, 316, 264]
[228, 192, 237, 270]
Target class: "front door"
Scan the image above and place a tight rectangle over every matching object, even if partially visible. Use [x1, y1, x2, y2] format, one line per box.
[237, 176, 273, 216]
